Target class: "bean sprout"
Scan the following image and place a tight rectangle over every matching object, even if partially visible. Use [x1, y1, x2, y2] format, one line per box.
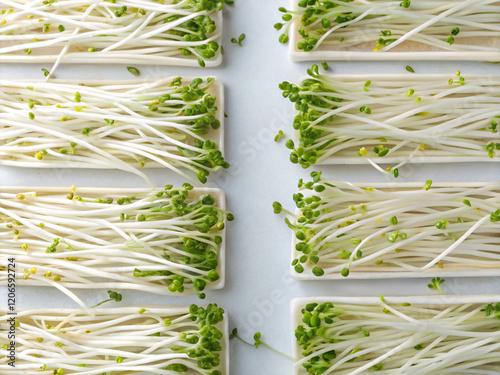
[274, 173, 500, 279]
[0, 184, 233, 297]
[0, 304, 227, 374]
[0, 77, 228, 185]
[280, 65, 500, 178]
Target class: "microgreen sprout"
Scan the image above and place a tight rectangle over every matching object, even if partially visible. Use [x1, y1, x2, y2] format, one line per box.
[428, 277, 445, 295]
[0, 77, 228, 184]
[295, 298, 500, 374]
[406, 65, 415, 73]
[0, 304, 227, 373]
[0, 1, 229, 73]
[0, 185, 233, 297]
[231, 33, 246, 46]
[276, 1, 500, 55]
[280, 66, 499, 176]
[274, 173, 500, 278]
[91, 290, 123, 308]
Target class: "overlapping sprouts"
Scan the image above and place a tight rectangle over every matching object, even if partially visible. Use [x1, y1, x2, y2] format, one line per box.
[280, 66, 500, 177]
[0, 0, 232, 70]
[294, 299, 500, 375]
[277, 0, 500, 55]
[0, 184, 233, 297]
[0, 304, 227, 374]
[0, 77, 228, 185]
[274, 173, 500, 278]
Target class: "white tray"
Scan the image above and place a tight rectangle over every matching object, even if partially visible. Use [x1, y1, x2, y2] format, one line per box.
[0, 76, 225, 169]
[0, 9, 223, 67]
[293, 73, 500, 165]
[1, 305, 230, 374]
[291, 295, 500, 374]
[0, 186, 227, 295]
[291, 181, 500, 280]
[289, 2, 500, 62]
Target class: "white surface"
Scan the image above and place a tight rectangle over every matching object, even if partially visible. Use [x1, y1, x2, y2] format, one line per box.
[1, 1, 500, 374]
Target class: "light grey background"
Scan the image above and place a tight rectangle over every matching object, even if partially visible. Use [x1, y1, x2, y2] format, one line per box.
[1, 1, 500, 374]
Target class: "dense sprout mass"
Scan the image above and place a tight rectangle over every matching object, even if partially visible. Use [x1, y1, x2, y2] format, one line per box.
[0, 77, 228, 184]
[0, 304, 227, 374]
[294, 299, 500, 374]
[0, 0, 234, 67]
[0, 184, 234, 297]
[275, 173, 500, 278]
[277, 0, 500, 56]
[280, 65, 500, 177]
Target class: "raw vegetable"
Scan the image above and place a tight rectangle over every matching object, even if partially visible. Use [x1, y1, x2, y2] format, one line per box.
[280, 65, 500, 177]
[275, 173, 500, 278]
[277, 1, 500, 55]
[0, 304, 227, 374]
[0, 77, 228, 185]
[294, 298, 500, 375]
[0, 185, 232, 297]
[0, 0, 233, 72]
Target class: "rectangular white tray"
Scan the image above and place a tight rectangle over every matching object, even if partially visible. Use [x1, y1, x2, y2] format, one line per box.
[0, 76, 225, 169]
[291, 181, 500, 280]
[291, 295, 500, 374]
[289, 1, 500, 62]
[294, 73, 500, 165]
[0, 9, 223, 67]
[1, 305, 229, 374]
[0, 186, 227, 294]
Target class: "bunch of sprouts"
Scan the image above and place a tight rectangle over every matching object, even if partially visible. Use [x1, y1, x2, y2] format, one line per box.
[0, 77, 228, 185]
[0, 0, 233, 71]
[0, 304, 227, 374]
[277, 0, 500, 55]
[294, 298, 500, 375]
[274, 172, 500, 278]
[0, 184, 233, 298]
[280, 65, 500, 177]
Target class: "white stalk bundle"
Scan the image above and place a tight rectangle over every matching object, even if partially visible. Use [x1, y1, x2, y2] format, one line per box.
[280, 0, 500, 60]
[279, 178, 500, 279]
[293, 296, 500, 375]
[0, 0, 226, 67]
[281, 69, 500, 177]
[0, 185, 230, 296]
[0, 304, 228, 374]
[0, 77, 227, 185]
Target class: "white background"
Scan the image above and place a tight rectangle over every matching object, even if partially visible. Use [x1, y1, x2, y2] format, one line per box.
[1, 1, 500, 374]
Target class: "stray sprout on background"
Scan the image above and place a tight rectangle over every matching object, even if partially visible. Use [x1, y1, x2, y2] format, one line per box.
[0, 304, 227, 374]
[0, 185, 233, 299]
[230, 328, 293, 361]
[274, 172, 500, 278]
[276, 1, 500, 54]
[294, 299, 500, 374]
[231, 33, 246, 46]
[91, 290, 123, 308]
[0, 77, 228, 185]
[280, 65, 500, 177]
[0, 0, 234, 75]
[428, 277, 445, 295]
